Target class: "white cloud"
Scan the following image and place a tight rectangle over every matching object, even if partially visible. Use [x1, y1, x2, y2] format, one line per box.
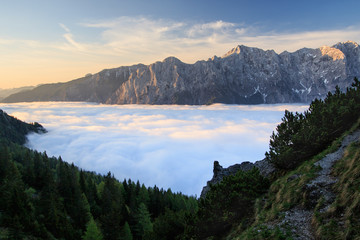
[0, 102, 308, 196]
[186, 20, 236, 38]
[65, 17, 360, 65]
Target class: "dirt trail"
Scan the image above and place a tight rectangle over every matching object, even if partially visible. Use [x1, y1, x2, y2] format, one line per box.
[280, 130, 360, 240]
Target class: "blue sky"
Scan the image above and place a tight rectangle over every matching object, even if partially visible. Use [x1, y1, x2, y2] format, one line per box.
[1, 0, 360, 88]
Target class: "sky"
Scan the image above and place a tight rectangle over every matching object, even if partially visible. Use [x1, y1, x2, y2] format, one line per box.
[1, 0, 360, 89]
[0, 102, 307, 195]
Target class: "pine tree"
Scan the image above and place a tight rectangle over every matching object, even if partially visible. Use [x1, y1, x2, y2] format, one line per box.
[38, 156, 76, 239]
[134, 203, 153, 238]
[22, 149, 35, 187]
[0, 145, 11, 183]
[121, 221, 133, 240]
[82, 218, 103, 240]
[78, 193, 92, 231]
[100, 172, 124, 240]
[0, 161, 28, 238]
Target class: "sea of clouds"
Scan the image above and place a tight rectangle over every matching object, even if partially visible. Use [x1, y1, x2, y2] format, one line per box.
[0, 102, 308, 196]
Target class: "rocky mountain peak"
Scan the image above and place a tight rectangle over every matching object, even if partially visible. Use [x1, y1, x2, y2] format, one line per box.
[346, 40, 359, 47]
[162, 56, 182, 64]
[320, 46, 345, 60]
[333, 40, 359, 49]
[222, 45, 242, 58]
[222, 44, 262, 58]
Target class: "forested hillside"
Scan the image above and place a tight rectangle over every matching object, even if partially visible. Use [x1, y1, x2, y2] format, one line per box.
[0, 109, 45, 145]
[0, 111, 197, 239]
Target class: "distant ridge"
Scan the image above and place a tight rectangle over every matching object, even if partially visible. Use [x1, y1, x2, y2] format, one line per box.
[3, 41, 360, 105]
[0, 86, 34, 101]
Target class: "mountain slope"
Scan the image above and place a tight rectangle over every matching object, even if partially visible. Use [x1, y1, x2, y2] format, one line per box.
[0, 86, 34, 101]
[3, 41, 360, 105]
[0, 109, 45, 145]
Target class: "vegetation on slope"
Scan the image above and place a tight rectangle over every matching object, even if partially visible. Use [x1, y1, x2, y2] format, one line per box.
[191, 168, 270, 239]
[0, 109, 45, 145]
[314, 138, 360, 239]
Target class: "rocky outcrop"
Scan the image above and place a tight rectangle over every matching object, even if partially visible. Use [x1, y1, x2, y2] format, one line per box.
[3, 41, 360, 104]
[200, 159, 276, 198]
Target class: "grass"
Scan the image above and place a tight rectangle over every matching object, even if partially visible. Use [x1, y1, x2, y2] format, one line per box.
[311, 119, 360, 239]
[235, 224, 293, 240]
[313, 140, 360, 239]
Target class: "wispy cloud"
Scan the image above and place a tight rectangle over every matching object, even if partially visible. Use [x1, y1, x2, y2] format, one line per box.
[58, 23, 86, 51]
[59, 23, 70, 33]
[0, 102, 308, 195]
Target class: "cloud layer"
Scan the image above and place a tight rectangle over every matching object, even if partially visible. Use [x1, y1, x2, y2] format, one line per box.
[0, 102, 308, 195]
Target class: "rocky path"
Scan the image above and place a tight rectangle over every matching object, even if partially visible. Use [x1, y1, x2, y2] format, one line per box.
[280, 130, 360, 240]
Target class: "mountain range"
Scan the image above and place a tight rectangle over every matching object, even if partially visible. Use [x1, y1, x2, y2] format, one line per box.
[3, 41, 360, 104]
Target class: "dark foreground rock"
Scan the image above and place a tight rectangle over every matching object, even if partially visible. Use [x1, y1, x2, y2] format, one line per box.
[200, 158, 276, 198]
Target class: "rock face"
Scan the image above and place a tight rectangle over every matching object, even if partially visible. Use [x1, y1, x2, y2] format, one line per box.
[200, 159, 276, 198]
[3, 41, 360, 104]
